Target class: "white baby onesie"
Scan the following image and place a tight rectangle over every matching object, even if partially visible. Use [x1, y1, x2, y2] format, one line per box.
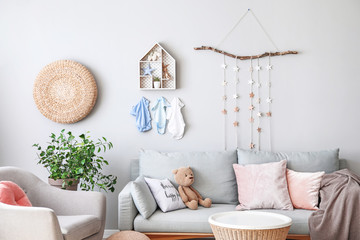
[166, 97, 185, 140]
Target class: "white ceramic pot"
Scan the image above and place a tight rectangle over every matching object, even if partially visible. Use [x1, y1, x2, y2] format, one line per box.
[154, 81, 161, 89]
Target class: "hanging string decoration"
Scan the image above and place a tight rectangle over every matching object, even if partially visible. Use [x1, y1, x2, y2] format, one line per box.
[221, 54, 228, 150]
[255, 58, 262, 150]
[248, 58, 255, 149]
[233, 57, 240, 147]
[194, 9, 298, 151]
[266, 54, 273, 150]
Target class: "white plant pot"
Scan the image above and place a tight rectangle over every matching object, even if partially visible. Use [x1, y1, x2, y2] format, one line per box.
[154, 81, 161, 89]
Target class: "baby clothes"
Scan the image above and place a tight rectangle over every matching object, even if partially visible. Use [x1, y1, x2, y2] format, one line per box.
[130, 97, 152, 132]
[167, 97, 185, 140]
[151, 97, 170, 134]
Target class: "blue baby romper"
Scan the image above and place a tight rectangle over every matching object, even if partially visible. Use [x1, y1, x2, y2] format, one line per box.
[151, 96, 170, 134]
[130, 97, 152, 132]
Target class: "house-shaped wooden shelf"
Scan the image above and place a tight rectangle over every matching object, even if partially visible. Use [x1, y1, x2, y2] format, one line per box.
[139, 43, 176, 90]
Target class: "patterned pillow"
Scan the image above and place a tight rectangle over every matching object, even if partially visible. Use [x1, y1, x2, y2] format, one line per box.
[144, 177, 185, 212]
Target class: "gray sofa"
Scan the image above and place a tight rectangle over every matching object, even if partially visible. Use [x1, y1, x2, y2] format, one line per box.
[118, 149, 341, 240]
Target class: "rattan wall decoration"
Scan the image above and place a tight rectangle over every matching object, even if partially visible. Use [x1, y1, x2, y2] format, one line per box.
[33, 60, 98, 124]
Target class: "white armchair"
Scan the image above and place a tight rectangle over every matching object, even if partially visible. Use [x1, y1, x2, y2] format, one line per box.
[0, 166, 106, 240]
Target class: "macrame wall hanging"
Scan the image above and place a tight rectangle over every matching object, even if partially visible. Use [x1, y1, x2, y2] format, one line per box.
[194, 9, 298, 151]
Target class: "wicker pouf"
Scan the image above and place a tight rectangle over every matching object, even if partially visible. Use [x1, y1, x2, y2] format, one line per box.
[209, 211, 292, 240]
[107, 231, 150, 240]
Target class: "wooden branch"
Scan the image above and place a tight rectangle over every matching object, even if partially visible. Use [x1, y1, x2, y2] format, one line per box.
[194, 46, 298, 60]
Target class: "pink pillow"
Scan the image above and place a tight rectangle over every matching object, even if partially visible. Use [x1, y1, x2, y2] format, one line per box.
[233, 160, 293, 210]
[0, 181, 32, 206]
[286, 169, 324, 210]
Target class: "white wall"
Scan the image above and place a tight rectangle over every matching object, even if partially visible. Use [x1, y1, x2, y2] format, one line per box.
[1, 0, 359, 229]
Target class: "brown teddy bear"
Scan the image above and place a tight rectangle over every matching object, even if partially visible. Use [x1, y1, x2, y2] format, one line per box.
[172, 166, 212, 210]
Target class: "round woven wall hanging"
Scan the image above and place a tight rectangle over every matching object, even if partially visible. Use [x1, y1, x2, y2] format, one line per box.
[33, 60, 98, 124]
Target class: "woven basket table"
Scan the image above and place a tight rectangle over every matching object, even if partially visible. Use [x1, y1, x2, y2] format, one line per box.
[33, 60, 97, 124]
[209, 211, 292, 240]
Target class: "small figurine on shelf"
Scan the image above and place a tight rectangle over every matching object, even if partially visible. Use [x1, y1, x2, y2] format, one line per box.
[147, 51, 161, 61]
[153, 77, 161, 89]
[162, 63, 172, 80]
[142, 64, 155, 76]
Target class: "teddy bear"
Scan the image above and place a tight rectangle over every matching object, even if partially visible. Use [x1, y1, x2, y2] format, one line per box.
[172, 166, 212, 210]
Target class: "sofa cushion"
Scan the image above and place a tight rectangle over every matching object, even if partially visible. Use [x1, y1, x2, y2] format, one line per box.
[287, 169, 325, 210]
[131, 176, 157, 218]
[139, 150, 238, 204]
[144, 177, 185, 212]
[58, 215, 101, 240]
[233, 160, 293, 210]
[133, 204, 313, 235]
[237, 148, 339, 173]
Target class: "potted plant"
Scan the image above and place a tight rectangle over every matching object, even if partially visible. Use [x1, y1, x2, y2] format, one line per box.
[33, 129, 117, 192]
[153, 77, 161, 89]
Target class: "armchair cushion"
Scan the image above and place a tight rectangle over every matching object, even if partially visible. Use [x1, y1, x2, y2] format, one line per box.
[0, 181, 32, 206]
[58, 215, 101, 240]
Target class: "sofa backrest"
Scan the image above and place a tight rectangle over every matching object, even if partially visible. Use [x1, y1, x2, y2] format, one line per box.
[137, 150, 238, 205]
[237, 149, 340, 173]
[131, 156, 346, 180]
[130, 159, 139, 181]
[131, 149, 343, 205]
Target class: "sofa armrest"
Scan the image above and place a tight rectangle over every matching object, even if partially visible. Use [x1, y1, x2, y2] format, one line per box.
[118, 181, 138, 230]
[0, 202, 63, 240]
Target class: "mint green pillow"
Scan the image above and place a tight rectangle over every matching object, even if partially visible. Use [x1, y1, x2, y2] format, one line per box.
[130, 176, 157, 219]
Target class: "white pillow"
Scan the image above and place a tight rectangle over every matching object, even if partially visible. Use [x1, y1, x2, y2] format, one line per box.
[144, 177, 185, 212]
